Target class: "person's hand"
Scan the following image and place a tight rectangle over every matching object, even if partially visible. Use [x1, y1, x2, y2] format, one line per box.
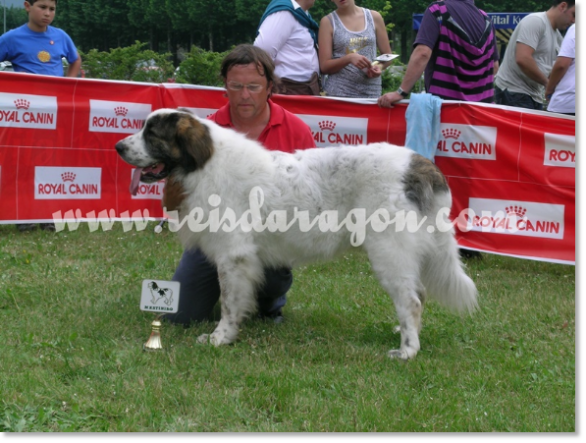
[347, 53, 372, 70]
[377, 91, 402, 108]
[365, 64, 382, 78]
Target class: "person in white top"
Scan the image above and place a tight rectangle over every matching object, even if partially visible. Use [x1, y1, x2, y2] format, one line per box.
[254, 0, 321, 95]
[494, 0, 575, 110]
[545, 24, 575, 115]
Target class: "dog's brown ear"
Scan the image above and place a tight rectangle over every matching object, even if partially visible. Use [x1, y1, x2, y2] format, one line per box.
[175, 114, 214, 171]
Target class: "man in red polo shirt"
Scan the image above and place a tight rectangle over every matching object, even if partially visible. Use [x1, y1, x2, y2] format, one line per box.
[166, 44, 316, 326]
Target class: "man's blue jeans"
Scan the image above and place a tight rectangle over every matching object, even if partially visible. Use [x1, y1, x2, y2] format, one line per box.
[495, 87, 544, 111]
[164, 248, 290, 326]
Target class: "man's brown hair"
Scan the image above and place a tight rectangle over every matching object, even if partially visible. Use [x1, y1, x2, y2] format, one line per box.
[220, 44, 280, 94]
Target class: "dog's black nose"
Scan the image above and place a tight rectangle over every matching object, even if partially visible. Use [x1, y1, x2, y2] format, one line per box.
[115, 141, 126, 154]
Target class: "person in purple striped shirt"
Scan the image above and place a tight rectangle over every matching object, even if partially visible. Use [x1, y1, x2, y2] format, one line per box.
[378, 0, 499, 108]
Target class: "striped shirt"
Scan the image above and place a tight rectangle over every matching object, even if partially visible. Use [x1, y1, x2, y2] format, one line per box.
[418, 0, 497, 102]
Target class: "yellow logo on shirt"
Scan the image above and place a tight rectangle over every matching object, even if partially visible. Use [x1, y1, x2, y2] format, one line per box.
[37, 51, 51, 63]
[345, 37, 368, 55]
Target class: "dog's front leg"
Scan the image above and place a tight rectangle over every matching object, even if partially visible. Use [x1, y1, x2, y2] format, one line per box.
[197, 254, 262, 346]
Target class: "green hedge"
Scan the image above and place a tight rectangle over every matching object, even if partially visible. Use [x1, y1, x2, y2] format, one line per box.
[80, 41, 407, 93]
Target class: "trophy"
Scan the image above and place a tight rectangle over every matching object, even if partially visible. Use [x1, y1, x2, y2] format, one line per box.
[140, 280, 181, 351]
[144, 316, 164, 351]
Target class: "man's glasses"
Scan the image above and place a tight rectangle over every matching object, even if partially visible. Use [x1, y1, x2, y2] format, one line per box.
[226, 82, 265, 93]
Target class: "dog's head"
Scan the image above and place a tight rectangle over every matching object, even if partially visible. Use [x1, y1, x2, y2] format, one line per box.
[115, 108, 214, 190]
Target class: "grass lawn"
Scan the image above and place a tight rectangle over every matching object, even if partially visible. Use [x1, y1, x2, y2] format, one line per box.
[0, 222, 575, 432]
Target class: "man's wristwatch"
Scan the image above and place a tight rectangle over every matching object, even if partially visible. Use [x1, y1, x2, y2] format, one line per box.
[397, 87, 409, 98]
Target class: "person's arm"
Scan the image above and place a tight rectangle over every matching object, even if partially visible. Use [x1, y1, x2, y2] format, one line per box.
[493, 60, 499, 76]
[545, 56, 572, 98]
[0, 33, 12, 63]
[545, 25, 575, 99]
[66, 55, 81, 78]
[515, 42, 548, 86]
[373, 11, 392, 56]
[318, 14, 372, 74]
[254, 12, 295, 60]
[377, 44, 431, 108]
[365, 10, 393, 78]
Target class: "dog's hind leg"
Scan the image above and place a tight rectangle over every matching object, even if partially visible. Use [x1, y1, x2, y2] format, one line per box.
[364, 240, 425, 360]
[197, 254, 263, 346]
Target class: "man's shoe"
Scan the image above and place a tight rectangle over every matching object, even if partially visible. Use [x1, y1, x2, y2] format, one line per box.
[459, 249, 482, 259]
[40, 223, 56, 232]
[272, 310, 284, 324]
[259, 309, 284, 324]
[17, 223, 36, 232]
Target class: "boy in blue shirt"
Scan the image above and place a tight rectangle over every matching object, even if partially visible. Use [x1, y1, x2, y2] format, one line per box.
[0, 0, 81, 77]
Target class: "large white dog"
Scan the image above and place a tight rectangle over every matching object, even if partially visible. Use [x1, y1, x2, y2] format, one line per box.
[115, 108, 478, 360]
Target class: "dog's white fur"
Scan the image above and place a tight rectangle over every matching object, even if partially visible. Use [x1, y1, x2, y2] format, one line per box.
[116, 108, 478, 360]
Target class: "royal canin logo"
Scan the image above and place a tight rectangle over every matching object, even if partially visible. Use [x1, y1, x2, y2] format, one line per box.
[114, 106, 129, 117]
[314, 122, 364, 144]
[467, 198, 564, 239]
[544, 133, 575, 168]
[61, 172, 76, 182]
[35, 166, 102, 200]
[436, 124, 497, 160]
[442, 128, 461, 139]
[505, 206, 527, 218]
[89, 100, 151, 134]
[0, 94, 57, 129]
[14, 99, 31, 110]
[318, 120, 336, 131]
[296, 114, 368, 147]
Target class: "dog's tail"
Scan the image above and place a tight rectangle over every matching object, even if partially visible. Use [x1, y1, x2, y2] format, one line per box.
[421, 228, 478, 315]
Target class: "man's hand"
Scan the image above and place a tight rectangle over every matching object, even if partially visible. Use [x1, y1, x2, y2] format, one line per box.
[377, 44, 430, 108]
[378, 91, 403, 108]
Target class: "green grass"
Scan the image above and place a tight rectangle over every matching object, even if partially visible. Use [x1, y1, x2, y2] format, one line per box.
[0, 223, 575, 432]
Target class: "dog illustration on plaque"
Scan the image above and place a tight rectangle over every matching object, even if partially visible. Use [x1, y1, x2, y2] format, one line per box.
[148, 281, 174, 306]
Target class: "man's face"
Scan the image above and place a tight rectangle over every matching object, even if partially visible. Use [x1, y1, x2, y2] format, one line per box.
[225, 63, 271, 122]
[557, 4, 575, 31]
[25, 0, 56, 31]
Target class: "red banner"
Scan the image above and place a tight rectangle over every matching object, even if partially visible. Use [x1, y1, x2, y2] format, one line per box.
[0, 74, 575, 264]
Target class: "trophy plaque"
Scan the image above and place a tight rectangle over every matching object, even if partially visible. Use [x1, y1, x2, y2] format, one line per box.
[139, 279, 180, 351]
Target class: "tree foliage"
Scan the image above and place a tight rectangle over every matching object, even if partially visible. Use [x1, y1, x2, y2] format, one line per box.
[1, 6, 27, 32]
[2, 0, 543, 68]
[174, 47, 230, 86]
[79, 41, 175, 82]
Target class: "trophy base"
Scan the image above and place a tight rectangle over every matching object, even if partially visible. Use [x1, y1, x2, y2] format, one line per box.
[143, 318, 163, 351]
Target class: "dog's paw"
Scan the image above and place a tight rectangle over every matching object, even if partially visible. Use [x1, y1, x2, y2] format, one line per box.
[208, 331, 234, 346]
[197, 333, 211, 344]
[388, 349, 415, 360]
[197, 332, 233, 346]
